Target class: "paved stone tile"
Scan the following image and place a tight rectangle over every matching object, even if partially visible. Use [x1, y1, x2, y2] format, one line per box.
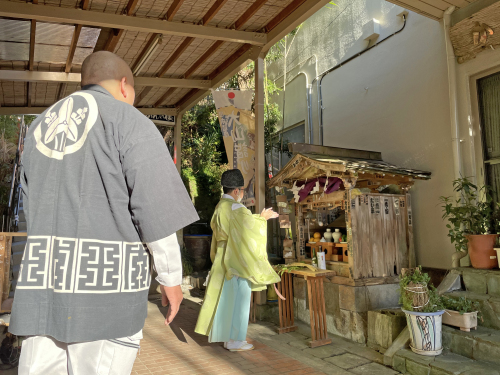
[132, 300, 329, 375]
[289, 340, 310, 349]
[303, 346, 347, 358]
[324, 353, 371, 370]
[350, 362, 399, 375]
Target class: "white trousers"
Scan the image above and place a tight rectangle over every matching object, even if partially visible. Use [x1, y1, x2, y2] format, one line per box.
[18, 335, 140, 375]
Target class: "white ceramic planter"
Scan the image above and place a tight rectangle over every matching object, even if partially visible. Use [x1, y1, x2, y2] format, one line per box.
[403, 309, 445, 356]
[442, 309, 478, 332]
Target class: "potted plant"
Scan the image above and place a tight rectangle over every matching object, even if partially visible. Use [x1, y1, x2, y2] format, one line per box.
[442, 296, 481, 332]
[440, 177, 500, 269]
[400, 267, 445, 356]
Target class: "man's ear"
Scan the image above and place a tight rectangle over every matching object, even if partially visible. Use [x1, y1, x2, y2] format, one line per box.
[120, 77, 128, 99]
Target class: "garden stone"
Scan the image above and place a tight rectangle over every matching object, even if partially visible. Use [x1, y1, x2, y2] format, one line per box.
[392, 355, 406, 373]
[289, 340, 309, 349]
[406, 360, 431, 375]
[487, 274, 500, 297]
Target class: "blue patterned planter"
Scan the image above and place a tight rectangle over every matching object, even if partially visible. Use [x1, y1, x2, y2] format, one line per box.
[403, 309, 445, 356]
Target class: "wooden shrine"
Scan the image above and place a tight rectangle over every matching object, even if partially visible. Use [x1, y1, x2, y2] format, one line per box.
[268, 143, 431, 343]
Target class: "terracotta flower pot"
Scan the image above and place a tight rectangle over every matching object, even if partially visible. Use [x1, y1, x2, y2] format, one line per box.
[466, 234, 499, 269]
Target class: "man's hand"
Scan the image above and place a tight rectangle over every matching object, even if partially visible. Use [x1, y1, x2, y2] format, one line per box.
[160, 285, 183, 325]
[260, 208, 279, 221]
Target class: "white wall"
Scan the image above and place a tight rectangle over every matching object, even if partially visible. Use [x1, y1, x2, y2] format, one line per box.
[268, 0, 458, 269]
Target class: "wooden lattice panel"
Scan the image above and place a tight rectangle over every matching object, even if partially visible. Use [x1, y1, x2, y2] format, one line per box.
[450, 1, 500, 63]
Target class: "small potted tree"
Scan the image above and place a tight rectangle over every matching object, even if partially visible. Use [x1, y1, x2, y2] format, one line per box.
[440, 177, 499, 269]
[442, 296, 481, 332]
[400, 267, 445, 356]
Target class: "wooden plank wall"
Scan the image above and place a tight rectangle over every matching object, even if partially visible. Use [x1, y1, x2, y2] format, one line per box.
[351, 193, 410, 279]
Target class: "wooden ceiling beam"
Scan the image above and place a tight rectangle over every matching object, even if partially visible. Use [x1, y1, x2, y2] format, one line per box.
[234, 0, 267, 30]
[0, 106, 177, 116]
[0, 70, 211, 88]
[28, 19, 36, 71]
[184, 40, 223, 79]
[0, 1, 267, 45]
[166, 0, 186, 21]
[156, 37, 194, 77]
[202, 0, 230, 25]
[154, 87, 177, 107]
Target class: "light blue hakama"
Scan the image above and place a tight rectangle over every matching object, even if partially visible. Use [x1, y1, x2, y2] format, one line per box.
[209, 276, 251, 343]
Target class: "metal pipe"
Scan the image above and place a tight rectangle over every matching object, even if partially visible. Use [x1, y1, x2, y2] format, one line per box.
[296, 71, 314, 144]
[443, 6, 462, 182]
[313, 14, 408, 145]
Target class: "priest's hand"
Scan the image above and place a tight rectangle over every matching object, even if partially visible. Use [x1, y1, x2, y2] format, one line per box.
[160, 284, 184, 325]
[261, 208, 279, 220]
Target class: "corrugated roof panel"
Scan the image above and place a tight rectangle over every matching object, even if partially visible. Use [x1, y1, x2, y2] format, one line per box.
[0, 43, 29, 61]
[0, 19, 31, 43]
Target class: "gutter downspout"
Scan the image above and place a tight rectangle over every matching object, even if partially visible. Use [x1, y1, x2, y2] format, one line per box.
[444, 6, 467, 268]
[297, 71, 314, 144]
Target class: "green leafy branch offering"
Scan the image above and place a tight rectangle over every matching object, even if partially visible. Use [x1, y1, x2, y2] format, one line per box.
[440, 177, 500, 253]
[273, 264, 303, 276]
[399, 266, 444, 313]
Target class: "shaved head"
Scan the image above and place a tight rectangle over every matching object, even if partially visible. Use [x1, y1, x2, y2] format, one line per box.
[81, 51, 136, 105]
[81, 51, 134, 87]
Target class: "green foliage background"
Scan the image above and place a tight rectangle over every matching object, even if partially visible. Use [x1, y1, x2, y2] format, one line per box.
[0, 115, 36, 214]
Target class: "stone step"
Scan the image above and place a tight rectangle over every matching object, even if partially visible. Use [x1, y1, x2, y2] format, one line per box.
[12, 241, 25, 265]
[393, 348, 500, 375]
[442, 324, 500, 366]
[12, 264, 20, 280]
[12, 233, 27, 244]
[18, 221, 27, 232]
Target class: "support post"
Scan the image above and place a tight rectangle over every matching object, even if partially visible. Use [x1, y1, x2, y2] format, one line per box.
[174, 113, 182, 175]
[174, 113, 184, 248]
[254, 54, 265, 213]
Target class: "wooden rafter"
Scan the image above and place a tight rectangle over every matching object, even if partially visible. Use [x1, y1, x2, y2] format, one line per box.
[103, 0, 144, 52]
[154, 87, 177, 108]
[27, 82, 32, 107]
[134, 86, 153, 106]
[65, 25, 82, 73]
[156, 37, 194, 77]
[184, 40, 223, 79]
[234, 0, 267, 30]
[175, 88, 199, 108]
[166, 0, 186, 21]
[57, 83, 67, 101]
[202, 0, 230, 26]
[28, 19, 36, 71]
[180, 0, 265, 81]
[265, 0, 307, 32]
[209, 44, 252, 80]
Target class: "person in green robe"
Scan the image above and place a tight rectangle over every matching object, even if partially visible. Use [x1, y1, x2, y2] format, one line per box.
[195, 169, 281, 351]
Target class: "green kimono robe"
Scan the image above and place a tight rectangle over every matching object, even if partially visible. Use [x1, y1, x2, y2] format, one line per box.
[195, 197, 280, 336]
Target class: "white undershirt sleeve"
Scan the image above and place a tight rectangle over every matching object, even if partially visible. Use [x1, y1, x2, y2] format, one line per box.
[147, 233, 182, 287]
